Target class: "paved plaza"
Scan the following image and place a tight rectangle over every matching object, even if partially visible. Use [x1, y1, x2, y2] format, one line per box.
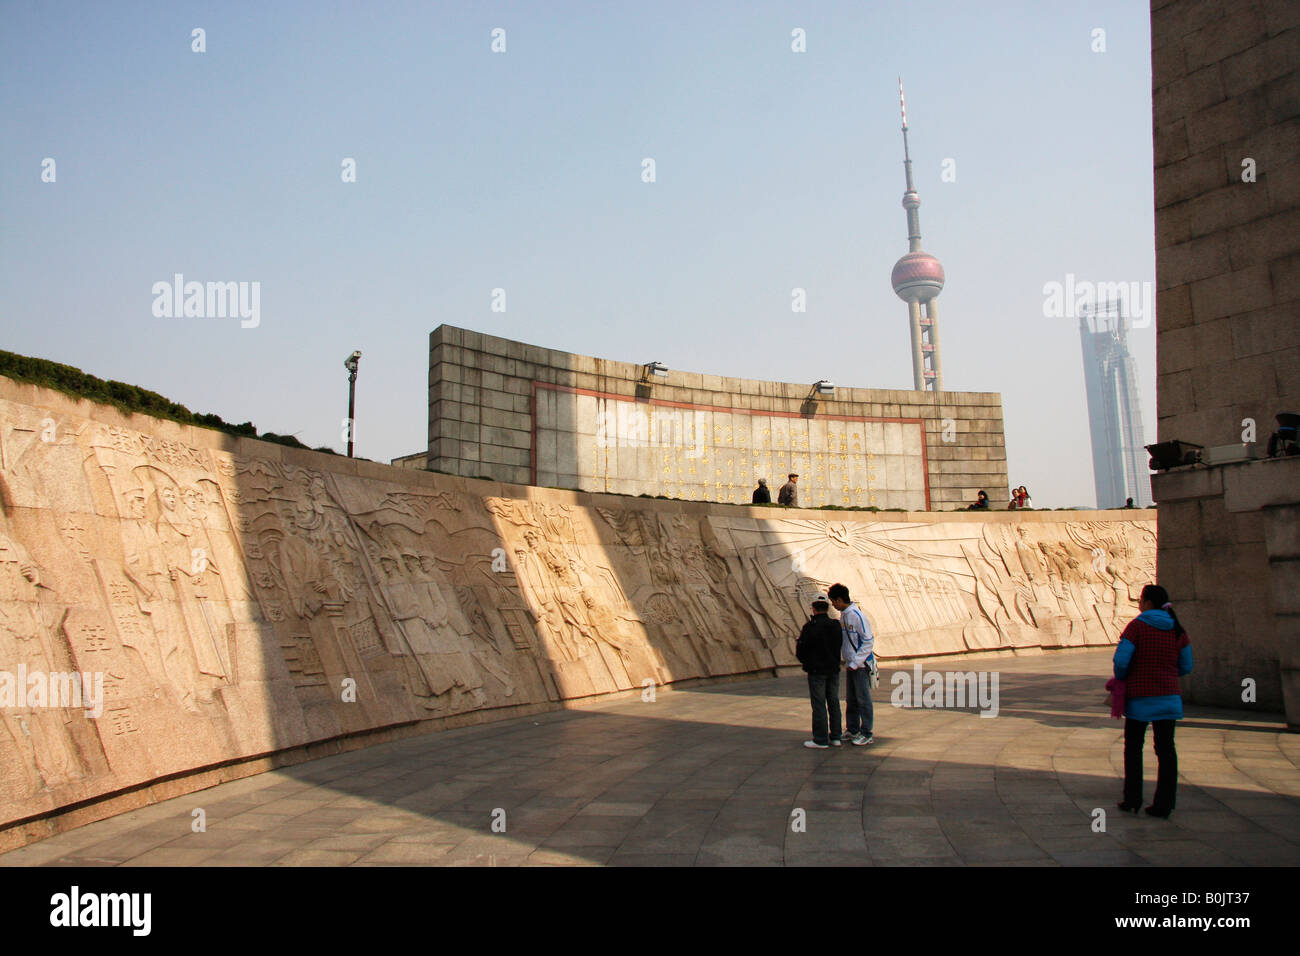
[3, 649, 1297, 867]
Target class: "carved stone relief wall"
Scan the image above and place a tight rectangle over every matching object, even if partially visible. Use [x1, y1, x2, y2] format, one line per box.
[0, 378, 1155, 832]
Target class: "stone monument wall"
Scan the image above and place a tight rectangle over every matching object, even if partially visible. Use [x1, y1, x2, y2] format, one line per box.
[0, 375, 1151, 847]
[1150, 0, 1298, 716]
[428, 325, 1010, 511]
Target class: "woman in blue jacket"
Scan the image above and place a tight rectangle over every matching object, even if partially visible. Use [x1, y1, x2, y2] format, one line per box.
[1113, 584, 1193, 818]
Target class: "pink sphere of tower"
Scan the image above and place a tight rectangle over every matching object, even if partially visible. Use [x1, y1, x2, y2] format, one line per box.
[891, 251, 945, 303]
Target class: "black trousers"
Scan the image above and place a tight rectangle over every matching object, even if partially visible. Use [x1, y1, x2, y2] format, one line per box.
[1123, 718, 1178, 812]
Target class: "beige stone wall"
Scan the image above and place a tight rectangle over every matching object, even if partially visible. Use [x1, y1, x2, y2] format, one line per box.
[1151, 0, 1298, 712]
[389, 452, 427, 470]
[0, 375, 1149, 845]
[1152, 459, 1298, 717]
[428, 325, 1010, 510]
[1153, 0, 1298, 444]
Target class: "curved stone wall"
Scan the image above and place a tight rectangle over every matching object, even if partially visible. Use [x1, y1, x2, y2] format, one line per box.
[0, 376, 1154, 846]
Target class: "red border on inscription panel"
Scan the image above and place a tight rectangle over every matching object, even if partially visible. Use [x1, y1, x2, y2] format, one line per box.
[530, 381, 932, 511]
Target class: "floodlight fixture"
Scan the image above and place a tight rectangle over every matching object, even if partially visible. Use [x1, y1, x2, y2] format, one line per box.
[1267, 412, 1299, 457]
[1145, 439, 1202, 471]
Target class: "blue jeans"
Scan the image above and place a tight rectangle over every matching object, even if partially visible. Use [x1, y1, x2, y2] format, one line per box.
[807, 671, 842, 745]
[845, 666, 873, 736]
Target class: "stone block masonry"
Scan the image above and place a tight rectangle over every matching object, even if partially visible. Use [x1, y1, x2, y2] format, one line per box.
[428, 325, 1009, 510]
[1150, 0, 1299, 720]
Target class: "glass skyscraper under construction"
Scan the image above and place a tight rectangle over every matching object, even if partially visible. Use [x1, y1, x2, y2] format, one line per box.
[1080, 303, 1151, 509]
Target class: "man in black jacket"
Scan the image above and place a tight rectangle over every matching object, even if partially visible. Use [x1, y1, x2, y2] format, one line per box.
[796, 594, 843, 749]
[751, 478, 771, 504]
[778, 474, 799, 507]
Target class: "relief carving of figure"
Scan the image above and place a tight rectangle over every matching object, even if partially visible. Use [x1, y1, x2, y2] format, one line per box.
[271, 497, 340, 619]
[509, 527, 621, 693]
[0, 523, 93, 793]
[379, 551, 485, 706]
[153, 475, 231, 684]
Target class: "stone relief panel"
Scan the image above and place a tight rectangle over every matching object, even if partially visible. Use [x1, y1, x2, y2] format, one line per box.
[0, 387, 1155, 831]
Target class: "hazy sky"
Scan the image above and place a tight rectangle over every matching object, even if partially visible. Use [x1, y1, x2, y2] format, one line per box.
[1, 0, 1156, 508]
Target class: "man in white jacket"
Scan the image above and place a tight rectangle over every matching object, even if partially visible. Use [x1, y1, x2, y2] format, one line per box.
[829, 582, 874, 745]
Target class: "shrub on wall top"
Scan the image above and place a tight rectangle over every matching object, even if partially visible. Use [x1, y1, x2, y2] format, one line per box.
[0, 349, 337, 455]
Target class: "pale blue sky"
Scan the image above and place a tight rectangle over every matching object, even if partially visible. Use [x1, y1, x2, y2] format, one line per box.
[0, 0, 1156, 508]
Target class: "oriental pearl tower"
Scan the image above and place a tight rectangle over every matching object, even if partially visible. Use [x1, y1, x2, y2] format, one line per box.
[890, 79, 945, 392]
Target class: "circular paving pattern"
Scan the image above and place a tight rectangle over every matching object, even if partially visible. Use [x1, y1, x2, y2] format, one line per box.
[3, 650, 1297, 867]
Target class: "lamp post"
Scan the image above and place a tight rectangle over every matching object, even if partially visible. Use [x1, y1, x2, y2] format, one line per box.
[344, 350, 361, 457]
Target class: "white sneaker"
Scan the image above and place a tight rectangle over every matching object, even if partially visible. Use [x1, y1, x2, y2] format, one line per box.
[851, 733, 873, 746]
[803, 740, 829, 749]
[830, 739, 843, 747]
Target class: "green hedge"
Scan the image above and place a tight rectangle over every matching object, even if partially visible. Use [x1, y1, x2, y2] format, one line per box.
[0, 350, 337, 454]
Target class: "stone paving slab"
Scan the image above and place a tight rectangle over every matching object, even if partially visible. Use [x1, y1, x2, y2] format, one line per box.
[1, 649, 1297, 867]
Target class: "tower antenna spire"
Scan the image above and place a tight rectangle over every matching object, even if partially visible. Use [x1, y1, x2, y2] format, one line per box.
[899, 77, 915, 192]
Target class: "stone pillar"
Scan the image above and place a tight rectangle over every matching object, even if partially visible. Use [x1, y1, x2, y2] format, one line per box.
[1149, 0, 1299, 725]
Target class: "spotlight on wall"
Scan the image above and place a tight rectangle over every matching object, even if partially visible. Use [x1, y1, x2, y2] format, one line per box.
[814, 380, 835, 395]
[1267, 412, 1299, 457]
[1145, 439, 1202, 471]
[644, 361, 669, 378]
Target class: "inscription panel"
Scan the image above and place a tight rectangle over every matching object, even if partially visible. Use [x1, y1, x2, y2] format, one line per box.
[537, 390, 926, 509]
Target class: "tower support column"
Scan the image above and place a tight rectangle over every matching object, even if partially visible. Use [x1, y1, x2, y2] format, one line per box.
[925, 298, 943, 392]
[908, 300, 925, 391]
